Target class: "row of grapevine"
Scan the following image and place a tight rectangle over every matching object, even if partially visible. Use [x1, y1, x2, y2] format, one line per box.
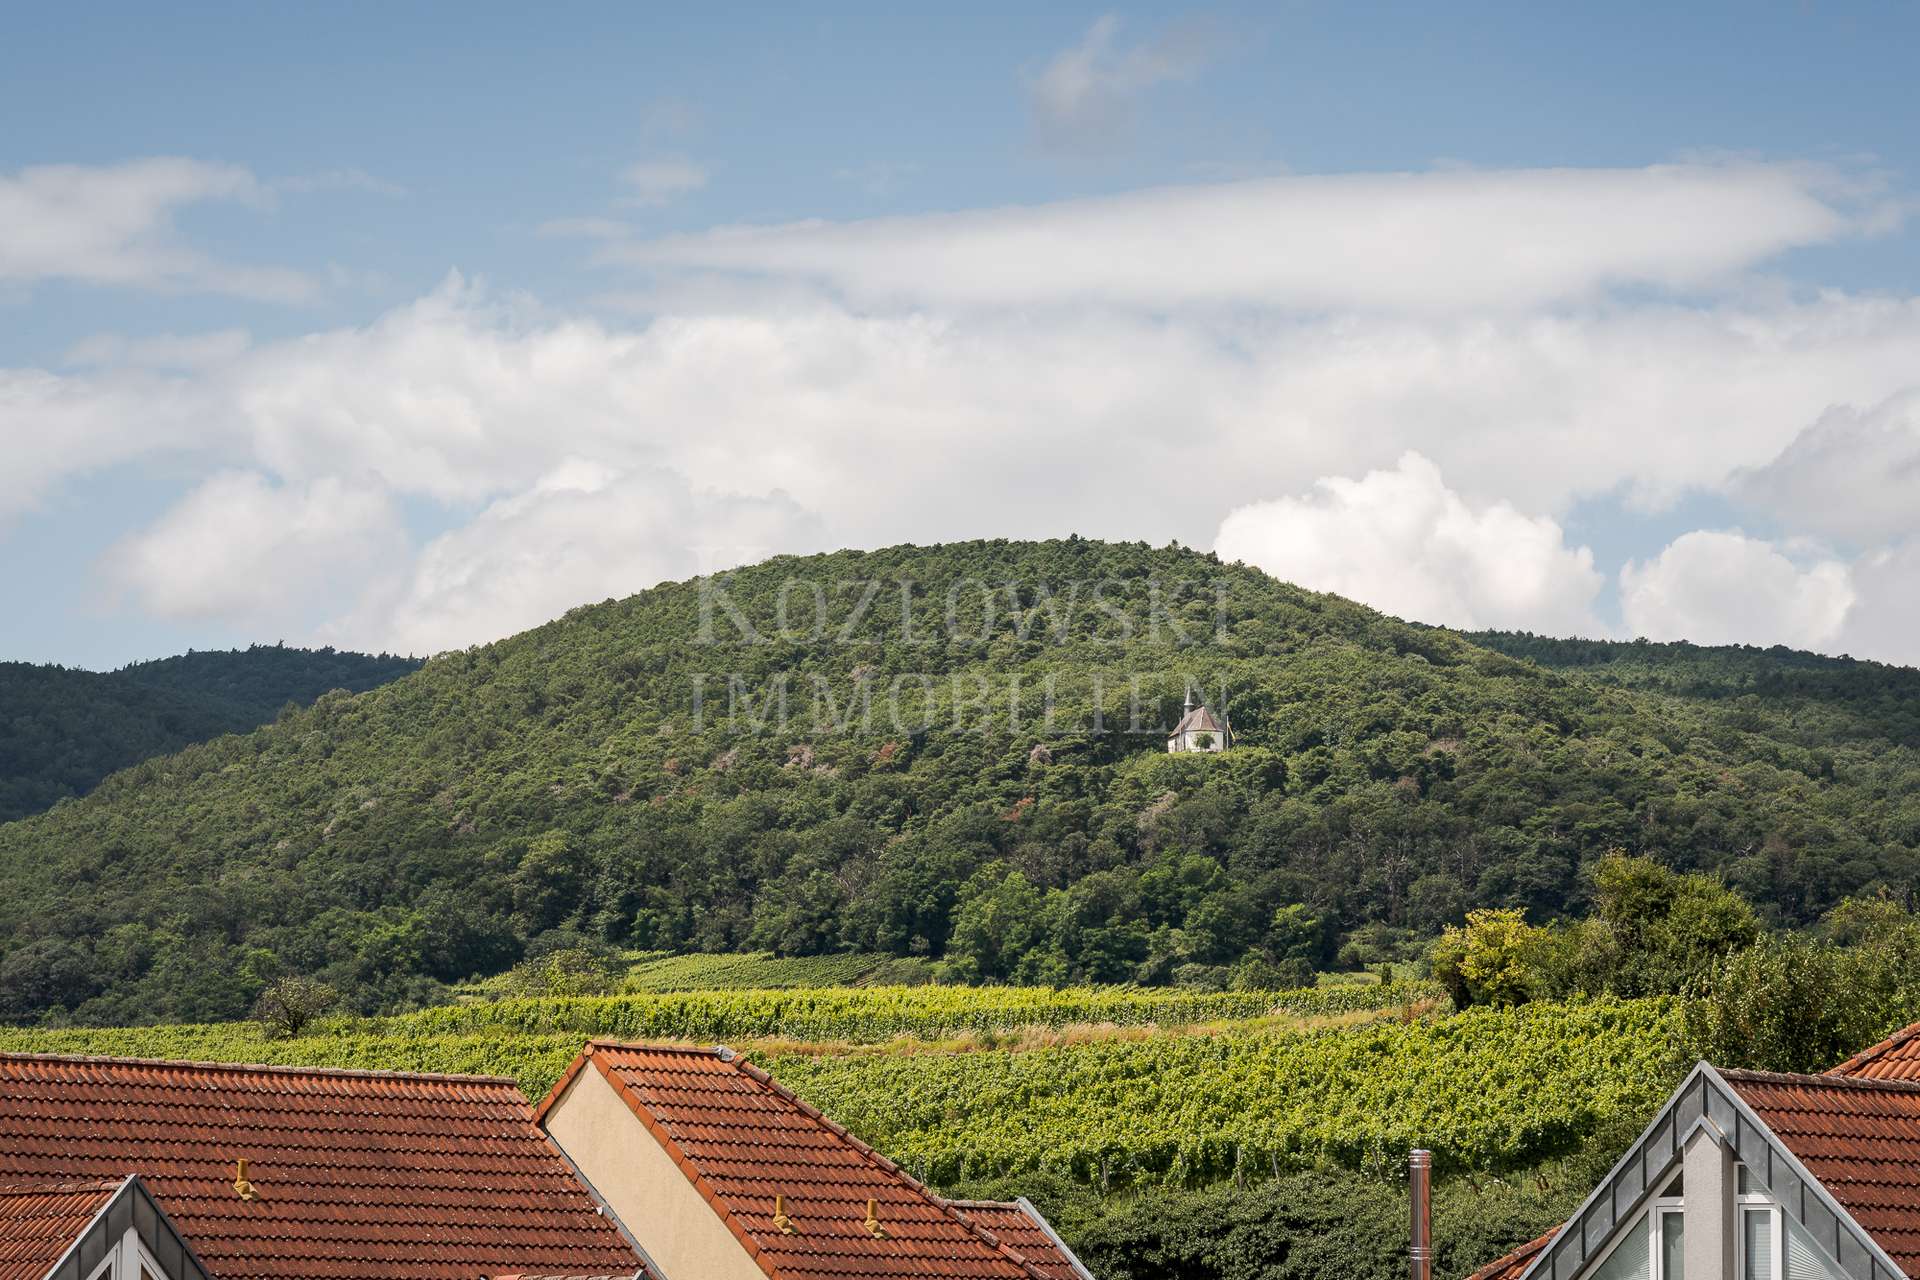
[395, 980, 1434, 1042]
[0, 1021, 591, 1093]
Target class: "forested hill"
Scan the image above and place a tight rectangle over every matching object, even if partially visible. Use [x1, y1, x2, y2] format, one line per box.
[1, 540, 1916, 1025]
[1466, 631, 1920, 748]
[0, 645, 420, 822]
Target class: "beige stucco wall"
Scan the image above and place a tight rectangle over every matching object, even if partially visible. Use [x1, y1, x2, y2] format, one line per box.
[1683, 1128, 1735, 1280]
[543, 1066, 765, 1280]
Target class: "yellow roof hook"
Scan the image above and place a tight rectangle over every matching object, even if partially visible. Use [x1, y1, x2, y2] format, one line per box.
[233, 1158, 258, 1201]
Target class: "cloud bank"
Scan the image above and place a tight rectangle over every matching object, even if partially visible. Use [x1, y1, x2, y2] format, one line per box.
[9, 158, 1920, 666]
[617, 163, 1863, 311]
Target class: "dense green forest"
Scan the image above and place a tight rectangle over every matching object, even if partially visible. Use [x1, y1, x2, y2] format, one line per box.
[1466, 630, 1920, 748]
[2, 539, 1917, 1024]
[0, 644, 419, 823]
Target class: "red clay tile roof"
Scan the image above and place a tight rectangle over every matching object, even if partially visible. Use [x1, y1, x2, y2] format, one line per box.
[0, 1179, 123, 1280]
[943, 1201, 1090, 1280]
[1723, 1068, 1920, 1277]
[1464, 1229, 1554, 1280]
[536, 1041, 1061, 1280]
[1832, 1021, 1920, 1082]
[0, 1053, 639, 1280]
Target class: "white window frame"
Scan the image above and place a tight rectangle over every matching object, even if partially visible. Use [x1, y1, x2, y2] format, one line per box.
[80, 1226, 170, 1280]
[1736, 1193, 1784, 1280]
[1582, 1194, 1686, 1279]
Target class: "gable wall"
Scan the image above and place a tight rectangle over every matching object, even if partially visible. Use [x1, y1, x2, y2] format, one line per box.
[1524, 1066, 1905, 1280]
[543, 1065, 765, 1280]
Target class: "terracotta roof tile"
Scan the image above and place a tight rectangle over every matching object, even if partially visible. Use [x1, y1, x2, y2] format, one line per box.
[539, 1042, 1062, 1280]
[943, 1202, 1088, 1280]
[1464, 1229, 1554, 1280]
[1723, 1068, 1920, 1277]
[0, 1179, 124, 1280]
[1832, 1021, 1920, 1082]
[0, 1053, 639, 1280]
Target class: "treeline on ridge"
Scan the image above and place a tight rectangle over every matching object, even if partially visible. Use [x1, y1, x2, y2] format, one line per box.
[0, 643, 420, 823]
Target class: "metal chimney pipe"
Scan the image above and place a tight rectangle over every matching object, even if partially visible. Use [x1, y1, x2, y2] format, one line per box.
[1410, 1149, 1433, 1280]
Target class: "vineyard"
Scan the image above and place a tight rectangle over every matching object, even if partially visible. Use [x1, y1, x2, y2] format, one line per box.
[401, 980, 1432, 1042]
[0, 980, 1430, 1085]
[0, 986, 1683, 1189]
[762, 997, 1685, 1185]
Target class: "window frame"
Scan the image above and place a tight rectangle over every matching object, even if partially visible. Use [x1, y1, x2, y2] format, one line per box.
[79, 1226, 172, 1280]
[1736, 1193, 1783, 1280]
[1583, 1194, 1686, 1280]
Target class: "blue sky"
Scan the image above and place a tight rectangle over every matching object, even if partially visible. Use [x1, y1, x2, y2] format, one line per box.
[4, 2, 1920, 667]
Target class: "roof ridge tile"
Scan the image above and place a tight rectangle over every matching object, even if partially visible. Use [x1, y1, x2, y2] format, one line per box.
[583, 1040, 728, 1057]
[1829, 1019, 1920, 1076]
[1721, 1066, 1920, 1094]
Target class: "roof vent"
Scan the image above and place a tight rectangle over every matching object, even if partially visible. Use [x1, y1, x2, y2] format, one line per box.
[864, 1198, 887, 1239]
[233, 1158, 258, 1202]
[773, 1194, 796, 1235]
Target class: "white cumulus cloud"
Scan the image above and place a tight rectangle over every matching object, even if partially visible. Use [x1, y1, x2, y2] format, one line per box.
[1619, 530, 1855, 650]
[1733, 390, 1920, 544]
[1837, 540, 1920, 664]
[357, 460, 821, 655]
[100, 471, 407, 632]
[1213, 452, 1604, 632]
[0, 158, 313, 300]
[9, 282, 1920, 653]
